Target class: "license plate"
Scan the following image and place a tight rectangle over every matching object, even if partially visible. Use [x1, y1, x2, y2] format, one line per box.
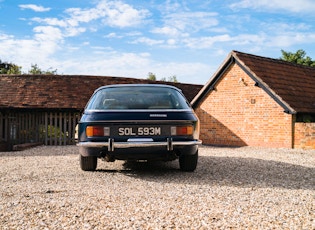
[118, 127, 161, 136]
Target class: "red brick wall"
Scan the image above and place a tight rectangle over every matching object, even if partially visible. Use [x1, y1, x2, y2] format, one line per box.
[294, 123, 315, 149]
[195, 63, 293, 148]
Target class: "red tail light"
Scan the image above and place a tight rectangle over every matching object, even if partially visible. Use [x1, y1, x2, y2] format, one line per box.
[171, 126, 193, 136]
[86, 126, 110, 137]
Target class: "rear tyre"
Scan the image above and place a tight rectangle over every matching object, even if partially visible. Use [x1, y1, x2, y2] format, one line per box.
[179, 150, 198, 172]
[80, 155, 97, 171]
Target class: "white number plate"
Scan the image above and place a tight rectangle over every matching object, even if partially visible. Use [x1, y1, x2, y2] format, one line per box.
[118, 127, 161, 136]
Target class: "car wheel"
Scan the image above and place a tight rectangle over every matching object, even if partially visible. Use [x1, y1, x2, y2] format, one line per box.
[179, 150, 198, 172]
[80, 155, 97, 171]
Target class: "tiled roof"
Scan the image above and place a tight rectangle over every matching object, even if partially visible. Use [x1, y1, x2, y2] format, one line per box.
[0, 75, 202, 110]
[192, 51, 315, 114]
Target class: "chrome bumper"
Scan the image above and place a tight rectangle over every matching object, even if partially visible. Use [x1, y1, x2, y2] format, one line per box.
[77, 138, 202, 152]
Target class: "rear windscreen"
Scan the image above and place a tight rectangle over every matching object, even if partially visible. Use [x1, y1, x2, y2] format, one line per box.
[86, 86, 191, 110]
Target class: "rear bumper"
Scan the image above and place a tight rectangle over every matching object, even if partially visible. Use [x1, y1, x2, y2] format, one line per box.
[77, 138, 202, 152]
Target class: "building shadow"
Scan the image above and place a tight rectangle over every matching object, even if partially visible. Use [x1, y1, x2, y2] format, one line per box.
[197, 108, 247, 147]
[120, 155, 314, 190]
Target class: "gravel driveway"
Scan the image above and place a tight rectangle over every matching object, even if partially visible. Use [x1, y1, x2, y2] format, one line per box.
[0, 145, 314, 229]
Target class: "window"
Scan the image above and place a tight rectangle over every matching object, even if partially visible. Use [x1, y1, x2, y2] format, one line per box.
[86, 86, 190, 110]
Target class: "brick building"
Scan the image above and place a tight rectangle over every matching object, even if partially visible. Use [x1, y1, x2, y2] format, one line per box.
[192, 51, 315, 149]
[0, 75, 202, 150]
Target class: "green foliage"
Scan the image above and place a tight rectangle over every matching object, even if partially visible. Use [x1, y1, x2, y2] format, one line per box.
[0, 60, 22, 74]
[38, 125, 66, 139]
[147, 72, 156, 81]
[0, 59, 58, 75]
[280, 49, 315, 67]
[28, 64, 58, 75]
[7, 65, 22, 74]
[47, 125, 66, 138]
[167, 75, 178, 83]
[147, 72, 178, 82]
[160, 76, 178, 82]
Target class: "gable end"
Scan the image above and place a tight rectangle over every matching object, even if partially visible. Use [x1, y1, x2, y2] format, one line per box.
[192, 51, 298, 114]
[234, 58, 295, 114]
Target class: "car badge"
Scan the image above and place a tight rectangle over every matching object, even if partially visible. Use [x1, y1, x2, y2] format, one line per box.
[150, 114, 167, 117]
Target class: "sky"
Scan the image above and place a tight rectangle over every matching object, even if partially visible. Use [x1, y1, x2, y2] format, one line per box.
[0, 0, 315, 85]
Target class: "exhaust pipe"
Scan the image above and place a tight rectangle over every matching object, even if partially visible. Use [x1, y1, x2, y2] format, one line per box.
[104, 154, 115, 162]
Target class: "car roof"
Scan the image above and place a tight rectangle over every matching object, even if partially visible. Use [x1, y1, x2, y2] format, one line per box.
[95, 84, 182, 92]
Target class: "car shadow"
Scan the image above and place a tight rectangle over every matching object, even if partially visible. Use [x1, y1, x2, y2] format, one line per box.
[100, 155, 315, 190]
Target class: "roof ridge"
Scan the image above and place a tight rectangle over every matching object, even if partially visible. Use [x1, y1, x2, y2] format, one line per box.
[0, 74, 203, 86]
[232, 50, 315, 70]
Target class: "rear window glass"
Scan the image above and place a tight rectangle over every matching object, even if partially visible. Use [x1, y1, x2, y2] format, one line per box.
[86, 86, 191, 110]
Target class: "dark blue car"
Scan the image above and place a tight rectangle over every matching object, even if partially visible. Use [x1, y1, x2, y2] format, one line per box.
[77, 84, 201, 171]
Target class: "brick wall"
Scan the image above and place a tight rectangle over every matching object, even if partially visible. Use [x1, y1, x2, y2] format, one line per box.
[294, 122, 315, 149]
[195, 63, 293, 148]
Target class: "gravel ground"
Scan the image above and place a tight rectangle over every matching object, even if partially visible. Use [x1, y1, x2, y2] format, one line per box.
[0, 145, 314, 229]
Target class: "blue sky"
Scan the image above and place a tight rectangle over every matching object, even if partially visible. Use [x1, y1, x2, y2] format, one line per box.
[0, 0, 315, 84]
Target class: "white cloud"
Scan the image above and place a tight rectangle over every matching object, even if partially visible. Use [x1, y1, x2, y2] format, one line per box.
[98, 1, 150, 27]
[167, 39, 176, 46]
[163, 0, 182, 13]
[151, 26, 185, 37]
[166, 12, 218, 32]
[260, 22, 311, 33]
[130, 37, 164, 46]
[56, 51, 211, 84]
[0, 33, 14, 40]
[105, 32, 121, 38]
[59, 52, 152, 77]
[65, 7, 102, 25]
[231, 34, 265, 46]
[33, 26, 63, 42]
[0, 36, 54, 70]
[29, 0, 150, 38]
[154, 11, 219, 38]
[19, 4, 50, 12]
[183, 34, 232, 49]
[180, 32, 269, 50]
[62, 1, 150, 28]
[125, 31, 142, 37]
[266, 33, 315, 47]
[0, 0, 152, 74]
[23, 0, 151, 49]
[149, 61, 212, 84]
[230, 0, 315, 13]
[31, 17, 68, 27]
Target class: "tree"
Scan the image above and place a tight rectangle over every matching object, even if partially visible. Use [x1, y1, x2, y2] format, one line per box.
[7, 65, 22, 74]
[280, 49, 315, 67]
[28, 64, 58, 75]
[147, 72, 178, 82]
[147, 72, 157, 81]
[160, 76, 178, 82]
[167, 75, 178, 83]
[0, 59, 58, 75]
[0, 60, 22, 74]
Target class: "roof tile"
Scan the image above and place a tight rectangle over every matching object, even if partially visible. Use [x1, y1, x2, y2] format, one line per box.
[0, 75, 202, 110]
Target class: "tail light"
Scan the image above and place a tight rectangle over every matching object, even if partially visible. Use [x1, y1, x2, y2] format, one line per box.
[86, 126, 110, 137]
[171, 126, 194, 136]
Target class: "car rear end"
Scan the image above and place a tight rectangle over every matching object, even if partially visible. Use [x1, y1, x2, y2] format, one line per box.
[77, 84, 201, 171]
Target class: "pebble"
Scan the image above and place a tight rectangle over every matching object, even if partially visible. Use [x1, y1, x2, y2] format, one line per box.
[0, 145, 314, 229]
